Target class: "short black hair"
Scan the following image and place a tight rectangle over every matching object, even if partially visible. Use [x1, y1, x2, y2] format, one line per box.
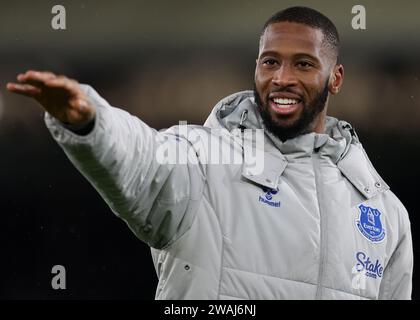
[260, 6, 340, 61]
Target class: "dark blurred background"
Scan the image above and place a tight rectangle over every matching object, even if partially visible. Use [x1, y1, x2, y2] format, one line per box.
[0, 0, 419, 299]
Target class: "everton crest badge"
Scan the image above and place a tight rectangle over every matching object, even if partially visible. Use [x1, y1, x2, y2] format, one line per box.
[356, 204, 386, 243]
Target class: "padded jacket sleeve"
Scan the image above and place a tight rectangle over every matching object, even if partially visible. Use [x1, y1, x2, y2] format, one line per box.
[44, 85, 205, 249]
[378, 204, 413, 300]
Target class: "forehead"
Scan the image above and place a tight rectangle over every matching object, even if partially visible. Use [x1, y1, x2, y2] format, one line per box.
[260, 22, 325, 57]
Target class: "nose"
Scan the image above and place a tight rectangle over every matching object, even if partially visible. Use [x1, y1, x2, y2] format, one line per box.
[271, 64, 298, 87]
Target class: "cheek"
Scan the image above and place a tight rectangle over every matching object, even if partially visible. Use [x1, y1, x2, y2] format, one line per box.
[255, 70, 271, 91]
[302, 76, 327, 97]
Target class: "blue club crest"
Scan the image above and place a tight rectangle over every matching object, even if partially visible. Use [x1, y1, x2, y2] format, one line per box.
[356, 204, 386, 243]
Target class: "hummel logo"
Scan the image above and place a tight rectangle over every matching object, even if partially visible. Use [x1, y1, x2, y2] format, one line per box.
[259, 187, 281, 207]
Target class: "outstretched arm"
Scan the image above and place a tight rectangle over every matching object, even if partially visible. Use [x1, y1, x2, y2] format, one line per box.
[7, 71, 204, 249]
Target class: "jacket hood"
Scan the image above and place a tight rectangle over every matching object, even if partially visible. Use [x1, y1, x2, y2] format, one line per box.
[203, 90, 358, 164]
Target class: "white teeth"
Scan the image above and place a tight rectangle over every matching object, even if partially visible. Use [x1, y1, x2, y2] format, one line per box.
[273, 98, 299, 105]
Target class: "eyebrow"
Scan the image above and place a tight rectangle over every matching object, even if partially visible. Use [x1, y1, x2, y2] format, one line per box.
[259, 50, 321, 64]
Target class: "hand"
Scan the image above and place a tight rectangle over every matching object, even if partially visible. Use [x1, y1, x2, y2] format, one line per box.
[7, 70, 96, 125]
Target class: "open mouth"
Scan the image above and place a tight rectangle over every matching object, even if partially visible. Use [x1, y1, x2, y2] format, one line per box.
[269, 97, 302, 115]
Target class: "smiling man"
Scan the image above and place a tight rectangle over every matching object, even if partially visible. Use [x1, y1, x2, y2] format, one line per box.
[7, 7, 412, 299]
[254, 10, 343, 141]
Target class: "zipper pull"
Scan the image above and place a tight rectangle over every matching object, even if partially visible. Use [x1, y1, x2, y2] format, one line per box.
[238, 110, 248, 133]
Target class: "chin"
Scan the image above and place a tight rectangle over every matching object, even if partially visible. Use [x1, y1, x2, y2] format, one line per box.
[270, 112, 301, 128]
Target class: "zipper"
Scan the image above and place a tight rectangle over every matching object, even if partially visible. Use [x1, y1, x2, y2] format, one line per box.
[312, 148, 327, 299]
[238, 109, 248, 132]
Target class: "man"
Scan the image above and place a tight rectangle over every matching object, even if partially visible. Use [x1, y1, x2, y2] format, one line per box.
[7, 7, 412, 299]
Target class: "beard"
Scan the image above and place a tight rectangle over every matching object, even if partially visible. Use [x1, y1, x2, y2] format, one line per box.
[254, 79, 329, 142]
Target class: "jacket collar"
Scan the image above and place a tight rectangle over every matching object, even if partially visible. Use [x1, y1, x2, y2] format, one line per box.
[337, 144, 389, 199]
[205, 91, 389, 198]
[240, 135, 389, 199]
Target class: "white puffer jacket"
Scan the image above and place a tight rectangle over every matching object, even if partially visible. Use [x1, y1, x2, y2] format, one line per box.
[45, 86, 413, 300]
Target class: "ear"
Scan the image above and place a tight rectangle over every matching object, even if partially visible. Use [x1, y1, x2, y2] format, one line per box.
[329, 64, 344, 94]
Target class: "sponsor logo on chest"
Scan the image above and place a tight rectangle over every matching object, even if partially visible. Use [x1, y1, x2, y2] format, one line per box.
[351, 251, 384, 290]
[355, 251, 384, 279]
[258, 186, 281, 207]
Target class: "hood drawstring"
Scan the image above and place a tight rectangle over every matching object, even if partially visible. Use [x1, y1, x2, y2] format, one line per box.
[238, 110, 248, 133]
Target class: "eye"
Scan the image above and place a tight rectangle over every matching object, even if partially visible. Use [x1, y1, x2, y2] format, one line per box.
[262, 58, 278, 66]
[296, 61, 314, 69]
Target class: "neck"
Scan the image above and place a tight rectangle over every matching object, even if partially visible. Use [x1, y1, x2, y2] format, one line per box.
[312, 107, 328, 134]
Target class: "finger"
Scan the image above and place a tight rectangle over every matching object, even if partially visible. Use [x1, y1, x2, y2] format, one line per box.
[18, 70, 57, 81]
[7, 82, 42, 97]
[17, 70, 57, 87]
[44, 77, 80, 93]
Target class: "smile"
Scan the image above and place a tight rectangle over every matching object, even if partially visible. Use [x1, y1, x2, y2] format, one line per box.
[269, 98, 302, 115]
[272, 98, 301, 108]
